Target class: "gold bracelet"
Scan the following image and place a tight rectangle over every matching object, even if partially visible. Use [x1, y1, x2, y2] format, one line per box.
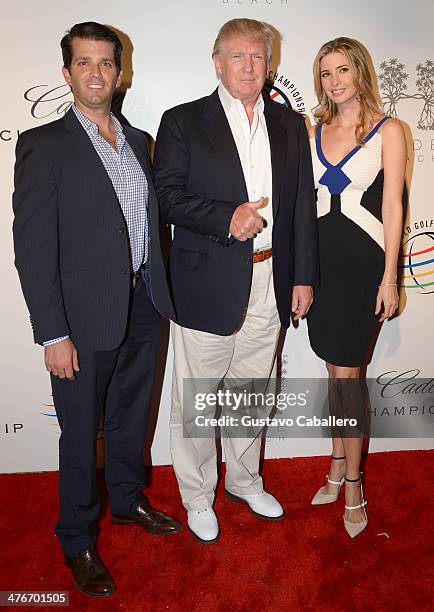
[379, 282, 397, 287]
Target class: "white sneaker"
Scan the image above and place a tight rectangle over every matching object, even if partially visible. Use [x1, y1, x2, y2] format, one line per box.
[187, 508, 219, 543]
[225, 489, 284, 520]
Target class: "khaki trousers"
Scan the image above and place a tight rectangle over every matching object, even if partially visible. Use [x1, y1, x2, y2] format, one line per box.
[170, 257, 281, 511]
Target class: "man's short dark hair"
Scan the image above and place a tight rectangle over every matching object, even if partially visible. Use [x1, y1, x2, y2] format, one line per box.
[61, 22, 123, 73]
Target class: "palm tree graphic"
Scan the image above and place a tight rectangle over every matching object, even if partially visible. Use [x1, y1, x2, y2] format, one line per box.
[378, 59, 434, 130]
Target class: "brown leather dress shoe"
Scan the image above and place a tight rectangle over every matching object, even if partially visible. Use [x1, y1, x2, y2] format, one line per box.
[65, 547, 115, 597]
[112, 495, 182, 535]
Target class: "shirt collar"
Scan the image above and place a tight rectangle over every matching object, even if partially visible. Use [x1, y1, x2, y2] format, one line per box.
[72, 104, 125, 143]
[218, 82, 264, 115]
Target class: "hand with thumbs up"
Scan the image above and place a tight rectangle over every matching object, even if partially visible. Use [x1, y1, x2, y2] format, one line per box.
[229, 197, 268, 241]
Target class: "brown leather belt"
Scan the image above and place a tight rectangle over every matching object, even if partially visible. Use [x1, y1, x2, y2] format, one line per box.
[253, 248, 273, 264]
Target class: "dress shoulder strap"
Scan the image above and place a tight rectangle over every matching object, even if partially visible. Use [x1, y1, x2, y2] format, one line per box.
[363, 116, 390, 143]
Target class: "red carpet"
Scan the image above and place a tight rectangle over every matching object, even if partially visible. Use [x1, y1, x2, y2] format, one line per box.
[1, 451, 433, 611]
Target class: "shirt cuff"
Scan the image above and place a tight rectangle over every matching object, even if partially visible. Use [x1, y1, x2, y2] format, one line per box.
[43, 336, 69, 347]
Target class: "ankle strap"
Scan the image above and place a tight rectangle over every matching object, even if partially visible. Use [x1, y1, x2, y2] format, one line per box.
[331, 455, 345, 460]
[327, 475, 345, 486]
[344, 478, 366, 510]
[345, 499, 367, 510]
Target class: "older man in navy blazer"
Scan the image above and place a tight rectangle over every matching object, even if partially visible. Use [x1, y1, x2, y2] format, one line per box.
[154, 18, 318, 543]
[13, 22, 181, 597]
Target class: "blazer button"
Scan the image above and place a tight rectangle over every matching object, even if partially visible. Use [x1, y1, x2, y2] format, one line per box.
[118, 228, 125, 234]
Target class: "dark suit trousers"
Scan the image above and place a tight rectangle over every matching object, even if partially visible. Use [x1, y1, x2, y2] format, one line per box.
[51, 269, 161, 557]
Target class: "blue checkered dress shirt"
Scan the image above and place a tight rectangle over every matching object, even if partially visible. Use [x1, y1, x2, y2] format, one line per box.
[44, 105, 149, 346]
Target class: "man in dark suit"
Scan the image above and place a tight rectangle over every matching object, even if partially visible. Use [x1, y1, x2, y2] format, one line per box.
[12, 22, 181, 597]
[153, 18, 318, 543]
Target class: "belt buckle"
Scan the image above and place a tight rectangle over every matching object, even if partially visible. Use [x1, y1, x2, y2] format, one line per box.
[132, 272, 140, 288]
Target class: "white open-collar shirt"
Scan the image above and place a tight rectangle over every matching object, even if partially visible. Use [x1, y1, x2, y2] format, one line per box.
[218, 82, 273, 251]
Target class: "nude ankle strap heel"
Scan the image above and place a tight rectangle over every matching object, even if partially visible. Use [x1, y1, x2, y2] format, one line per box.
[311, 456, 346, 505]
[343, 476, 368, 538]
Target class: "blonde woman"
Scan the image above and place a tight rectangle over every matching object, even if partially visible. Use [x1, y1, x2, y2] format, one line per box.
[307, 37, 406, 537]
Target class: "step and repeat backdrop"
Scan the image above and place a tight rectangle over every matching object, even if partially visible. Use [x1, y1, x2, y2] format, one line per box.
[1, 0, 433, 472]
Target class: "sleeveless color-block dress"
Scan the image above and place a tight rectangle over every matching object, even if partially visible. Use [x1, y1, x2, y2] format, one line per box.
[307, 117, 389, 367]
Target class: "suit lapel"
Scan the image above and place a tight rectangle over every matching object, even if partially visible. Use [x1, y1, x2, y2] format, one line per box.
[63, 108, 156, 211]
[123, 126, 152, 180]
[123, 126, 159, 219]
[201, 90, 287, 215]
[264, 99, 287, 219]
[201, 90, 248, 202]
[63, 108, 115, 190]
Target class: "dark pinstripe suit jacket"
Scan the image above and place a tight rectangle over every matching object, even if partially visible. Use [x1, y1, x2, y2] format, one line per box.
[12, 108, 174, 349]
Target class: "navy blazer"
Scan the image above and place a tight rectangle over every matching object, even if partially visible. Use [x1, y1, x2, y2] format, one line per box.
[13, 108, 174, 349]
[153, 89, 319, 335]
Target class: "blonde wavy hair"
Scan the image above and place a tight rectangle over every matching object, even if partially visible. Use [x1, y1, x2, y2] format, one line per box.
[312, 37, 384, 144]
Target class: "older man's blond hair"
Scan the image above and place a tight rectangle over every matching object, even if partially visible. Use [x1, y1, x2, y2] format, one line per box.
[212, 18, 274, 66]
